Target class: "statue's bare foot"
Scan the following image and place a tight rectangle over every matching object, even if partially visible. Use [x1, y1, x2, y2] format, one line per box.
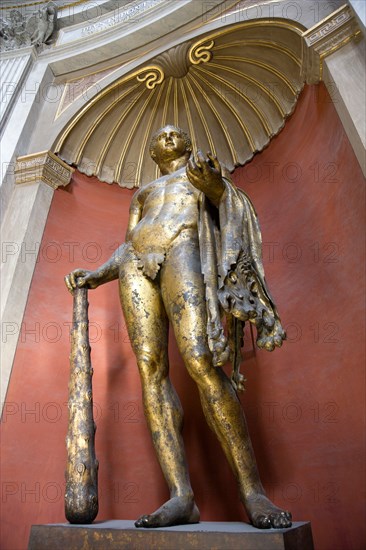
[134, 495, 200, 528]
[245, 493, 292, 529]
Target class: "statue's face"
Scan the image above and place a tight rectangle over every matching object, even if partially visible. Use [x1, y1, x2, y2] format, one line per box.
[152, 126, 188, 162]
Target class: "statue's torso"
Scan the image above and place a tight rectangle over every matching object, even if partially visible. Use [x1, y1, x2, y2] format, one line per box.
[130, 168, 200, 254]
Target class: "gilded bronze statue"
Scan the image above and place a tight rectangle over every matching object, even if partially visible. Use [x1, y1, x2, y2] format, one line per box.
[65, 125, 291, 529]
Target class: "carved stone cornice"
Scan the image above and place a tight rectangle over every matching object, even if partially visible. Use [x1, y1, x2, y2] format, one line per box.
[56, 0, 165, 46]
[15, 150, 74, 189]
[302, 4, 362, 84]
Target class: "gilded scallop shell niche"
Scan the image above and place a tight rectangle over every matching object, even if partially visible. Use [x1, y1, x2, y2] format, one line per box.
[55, 19, 306, 188]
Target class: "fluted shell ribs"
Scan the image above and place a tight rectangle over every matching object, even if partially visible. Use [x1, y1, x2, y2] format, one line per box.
[55, 20, 305, 188]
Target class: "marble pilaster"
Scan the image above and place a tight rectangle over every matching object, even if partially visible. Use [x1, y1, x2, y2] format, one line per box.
[323, 38, 366, 176]
[1, 153, 73, 408]
[1, 181, 54, 408]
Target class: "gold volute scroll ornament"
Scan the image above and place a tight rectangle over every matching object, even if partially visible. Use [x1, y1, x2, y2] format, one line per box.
[65, 125, 292, 530]
[136, 66, 165, 89]
[65, 287, 98, 524]
[188, 39, 215, 65]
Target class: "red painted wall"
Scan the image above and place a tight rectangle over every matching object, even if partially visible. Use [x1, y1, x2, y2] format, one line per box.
[1, 84, 365, 550]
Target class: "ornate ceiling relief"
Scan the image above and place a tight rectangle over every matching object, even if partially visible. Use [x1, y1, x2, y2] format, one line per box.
[53, 14, 357, 189]
[0, 2, 58, 51]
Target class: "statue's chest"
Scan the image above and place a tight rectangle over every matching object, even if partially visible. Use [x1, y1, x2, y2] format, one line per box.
[142, 175, 197, 208]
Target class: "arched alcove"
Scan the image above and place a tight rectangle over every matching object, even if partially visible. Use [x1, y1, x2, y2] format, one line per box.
[54, 19, 306, 188]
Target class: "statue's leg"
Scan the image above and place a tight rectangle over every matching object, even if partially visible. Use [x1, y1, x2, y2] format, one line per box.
[161, 239, 292, 529]
[119, 255, 199, 528]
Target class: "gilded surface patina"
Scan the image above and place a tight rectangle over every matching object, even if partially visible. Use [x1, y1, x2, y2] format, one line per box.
[65, 287, 98, 524]
[65, 125, 291, 529]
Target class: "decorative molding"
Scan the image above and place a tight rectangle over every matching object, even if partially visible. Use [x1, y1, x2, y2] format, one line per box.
[302, 4, 361, 83]
[56, 0, 166, 46]
[305, 8, 352, 45]
[15, 150, 74, 189]
[80, 0, 162, 38]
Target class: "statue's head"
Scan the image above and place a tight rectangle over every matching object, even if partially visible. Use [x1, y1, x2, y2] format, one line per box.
[149, 125, 192, 165]
[46, 3, 57, 18]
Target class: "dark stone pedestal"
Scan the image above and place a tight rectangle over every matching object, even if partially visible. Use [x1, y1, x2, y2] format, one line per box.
[28, 520, 314, 549]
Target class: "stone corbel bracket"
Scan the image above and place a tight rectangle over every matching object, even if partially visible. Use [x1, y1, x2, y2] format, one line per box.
[15, 150, 74, 189]
[302, 4, 362, 84]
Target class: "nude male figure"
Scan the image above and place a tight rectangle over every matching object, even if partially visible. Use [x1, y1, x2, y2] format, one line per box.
[65, 125, 292, 529]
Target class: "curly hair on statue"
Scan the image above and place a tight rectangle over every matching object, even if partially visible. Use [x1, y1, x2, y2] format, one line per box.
[149, 125, 192, 161]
